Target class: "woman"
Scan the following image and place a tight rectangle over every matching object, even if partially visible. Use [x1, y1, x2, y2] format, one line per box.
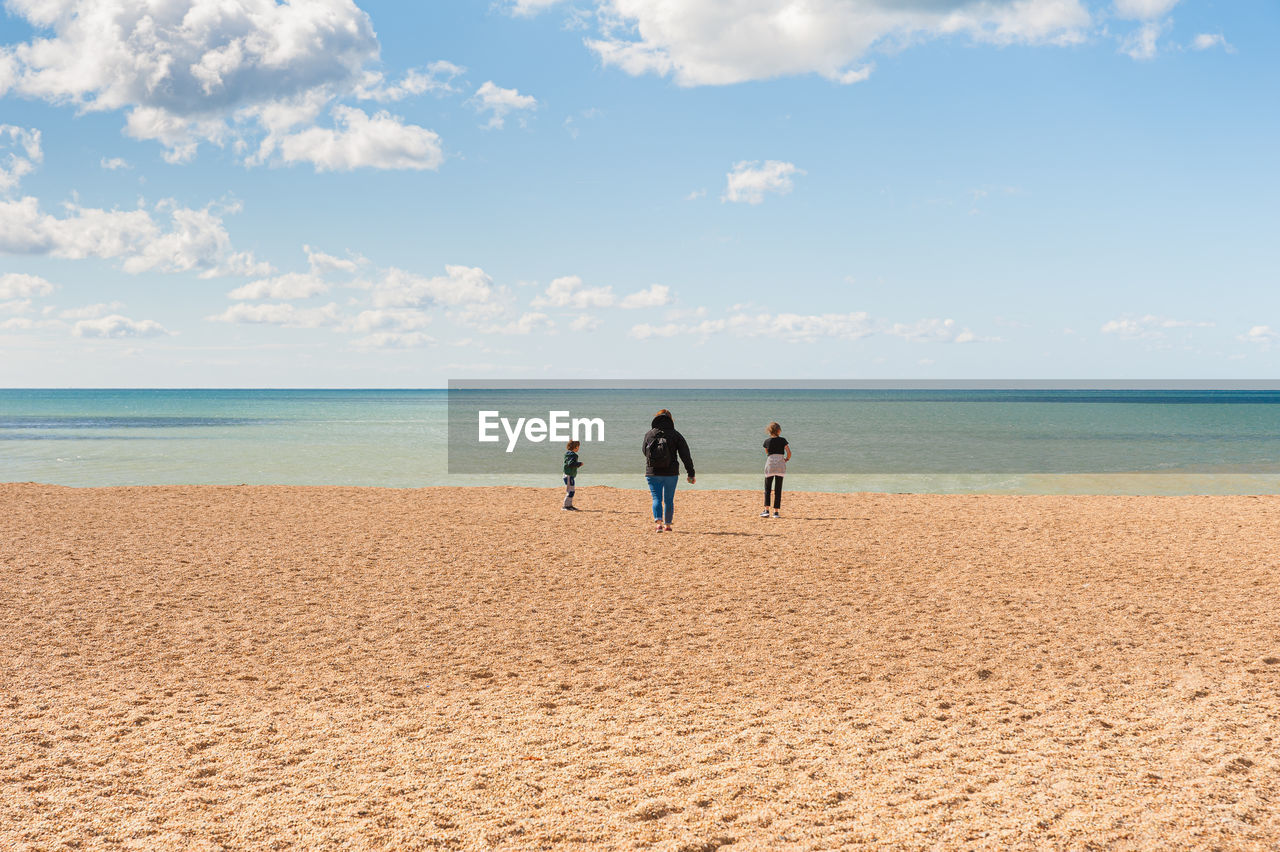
[642, 409, 695, 533]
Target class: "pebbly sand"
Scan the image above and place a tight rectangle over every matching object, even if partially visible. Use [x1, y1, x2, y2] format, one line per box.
[2, 483, 1279, 850]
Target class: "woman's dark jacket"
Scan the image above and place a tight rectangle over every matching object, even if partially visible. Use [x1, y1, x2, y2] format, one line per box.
[642, 413, 695, 478]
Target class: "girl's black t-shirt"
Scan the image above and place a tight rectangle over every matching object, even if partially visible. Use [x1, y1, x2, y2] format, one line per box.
[763, 436, 789, 455]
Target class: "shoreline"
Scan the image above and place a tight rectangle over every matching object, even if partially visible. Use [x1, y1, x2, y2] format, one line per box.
[6, 478, 1280, 496]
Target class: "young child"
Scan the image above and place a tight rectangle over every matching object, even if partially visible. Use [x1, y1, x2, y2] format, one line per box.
[761, 422, 791, 518]
[562, 440, 584, 510]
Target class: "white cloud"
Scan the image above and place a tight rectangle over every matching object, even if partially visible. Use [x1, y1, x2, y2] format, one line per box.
[0, 271, 55, 299]
[228, 272, 328, 300]
[207, 302, 340, 328]
[629, 309, 996, 344]
[569, 0, 1091, 87]
[629, 322, 683, 340]
[833, 65, 875, 85]
[511, 0, 567, 16]
[1113, 0, 1180, 19]
[0, 196, 271, 278]
[0, 1, 453, 169]
[569, 314, 601, 332]
[345, 304, 435, 347]
[620, 284, 672, 309]
[665, 306, 709, 320]
[351, 331, 434, 348]
[1191, 33, 1233, 52]
[347, 308, 433, 334]
[99, 157, 130, 171]
[1238, 326, 1277, 346]
[1119, 19, 1168, 60]
[368, 265, 496, 308]
[471, 81, 538, 129]
[733, 311, 875, 342]
[533, 275, 615, 308]
[1, 316, 62, 331]
[273, 106, 444, 172]
[481, 311, 553, 335]
[888, 318, 983, 343]
[354, 61, 465, 101]
[60, 301, 124, 320]
[72, 314, 167, 339]
[305, 245, 362, 275]
[685, 189, 706, 201]
[723, 160, 803, 204]
[1102, 315, 1214, 339]
[631, 311, 874, 342]
[1112, 0, 1179, 60]
[0, 126, 42, 194]
[531, 277, 673, 310]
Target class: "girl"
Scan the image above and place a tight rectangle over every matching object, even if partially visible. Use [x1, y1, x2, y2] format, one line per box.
[562, 440, 584, 510]
[761, 422, 790, 518]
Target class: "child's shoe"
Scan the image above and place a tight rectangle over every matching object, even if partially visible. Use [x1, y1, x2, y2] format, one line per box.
[760, 510, 771, 517]
[772, 511, 780, 518]
[664, 524, 672, 532]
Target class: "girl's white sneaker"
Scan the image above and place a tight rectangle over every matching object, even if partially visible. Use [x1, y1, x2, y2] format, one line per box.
[760, 510, 771, 517]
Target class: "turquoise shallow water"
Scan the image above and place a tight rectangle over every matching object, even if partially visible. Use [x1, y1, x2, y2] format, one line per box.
[4, 388, 1280, 494]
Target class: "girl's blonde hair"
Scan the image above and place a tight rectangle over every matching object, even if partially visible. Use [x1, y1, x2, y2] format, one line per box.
[766, 422, 781, 436]
[566, 440, 581, 451]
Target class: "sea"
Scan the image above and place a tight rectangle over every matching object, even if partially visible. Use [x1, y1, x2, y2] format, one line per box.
[4, 387, 1280, 494]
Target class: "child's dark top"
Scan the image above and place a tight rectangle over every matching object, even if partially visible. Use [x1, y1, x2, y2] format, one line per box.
[763, 436, 789, 455]
[563, 451, 583, 477]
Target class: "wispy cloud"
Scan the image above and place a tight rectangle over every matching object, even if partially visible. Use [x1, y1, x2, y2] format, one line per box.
[207, 302, 341, 329]
[470, 82, 538, 129]
[631, 309, 994, 345]
[1191, 33, 1234, 53]
[1238, 325, 1277, 347]
[355, 61, 466, 101]
[229, 272, 329, 301]
[0, 126, 42, 194]
[723, 160, 803, 205]
[60, 301, 124, 320]
[1101, 315, 1214, 339]
[531, 277, 673, 310]
[72, 314, 167, 339]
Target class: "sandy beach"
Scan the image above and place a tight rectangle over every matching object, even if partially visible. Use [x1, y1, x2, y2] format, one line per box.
[2, 483, 1279, 850]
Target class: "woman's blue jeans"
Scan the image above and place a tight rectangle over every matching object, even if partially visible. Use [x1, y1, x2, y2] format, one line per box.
[646, 475, 678, 523]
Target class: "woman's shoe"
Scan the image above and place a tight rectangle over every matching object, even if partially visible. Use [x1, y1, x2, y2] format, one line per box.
[664, 524, 673, 532]
[760, 510, 771, 517]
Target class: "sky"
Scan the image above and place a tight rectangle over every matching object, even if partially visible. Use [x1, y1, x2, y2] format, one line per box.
[0, 0, 1276, 387]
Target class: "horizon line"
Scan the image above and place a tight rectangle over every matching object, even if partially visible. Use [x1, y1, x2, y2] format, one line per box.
[8, 380, 1280, 391]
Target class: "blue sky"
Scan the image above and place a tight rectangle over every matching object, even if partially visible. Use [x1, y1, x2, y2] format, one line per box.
[0, 0, 1276, 386]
